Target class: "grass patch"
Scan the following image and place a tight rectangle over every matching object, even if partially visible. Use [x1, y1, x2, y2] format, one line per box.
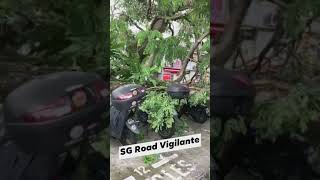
[143, 154, 159, 165]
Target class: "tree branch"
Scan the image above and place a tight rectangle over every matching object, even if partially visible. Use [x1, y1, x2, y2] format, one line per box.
[159, 9, 192, 21]
[122, 14, 145, 31]
[174, 31, 209, 82]
[253, 79, 291, 91]
[212, 0, 252, 67]
[251, 16, 283, 73]
[266, 0, 287, 8]
[168, 23, 174, 36]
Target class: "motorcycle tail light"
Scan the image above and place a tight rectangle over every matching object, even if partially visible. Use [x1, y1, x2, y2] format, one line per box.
[117, 93, 133, 100]
[22, 97, 72, 123]
[72, 90, 87, 108]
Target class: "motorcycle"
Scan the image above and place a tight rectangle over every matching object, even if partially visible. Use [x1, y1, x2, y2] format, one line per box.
[110, 84, 178, 145]
[0, 71, 109, 180]
[110, 82, 210, 145]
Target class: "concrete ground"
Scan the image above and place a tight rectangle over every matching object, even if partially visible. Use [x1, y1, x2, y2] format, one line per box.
[110, 116, 210, 180]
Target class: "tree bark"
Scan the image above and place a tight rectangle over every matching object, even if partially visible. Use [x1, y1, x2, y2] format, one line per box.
[143, 9, 193, 67]
[142, 17, 167, 67]
[174, 31, 209, 82]
[212, 0, 252, 67]
[251, 17, 283, 73]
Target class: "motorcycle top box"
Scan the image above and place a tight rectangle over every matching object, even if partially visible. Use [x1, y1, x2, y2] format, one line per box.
[3, 71, 108, 153]
[167, 83, 190, 99]
[211, 68, 255, 116]
[111, 84, 146, 111]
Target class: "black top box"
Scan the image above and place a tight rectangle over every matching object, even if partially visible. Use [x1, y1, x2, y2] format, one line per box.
[211, 68, 255, 117]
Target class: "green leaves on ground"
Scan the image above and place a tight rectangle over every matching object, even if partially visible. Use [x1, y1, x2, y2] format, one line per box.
[252, 84, 320, 141]
[143, 154, 160, 166]
[139, 91, 178, 133]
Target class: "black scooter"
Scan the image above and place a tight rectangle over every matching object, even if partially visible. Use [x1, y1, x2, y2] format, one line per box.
[110, 83, 210, 145]
[110, 84, 178, 145]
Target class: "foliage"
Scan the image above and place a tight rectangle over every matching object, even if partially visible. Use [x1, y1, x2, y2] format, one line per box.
[0, 0, 107, 71]
[121, 0, 208, 22]
[282, 0, 320, 39]
[211, 117, 247, 155]
[137, 132, 145, 141]
[139, 91, 178, 132]
[111, 0, 209, 84]
[211, 84, 320, 157]
[198, 54, 210, 76]
[109, 22, 130, 77]
[128, 63, 162, 86]
[211, 117, 247, 140]
[297, 52, 320, 79]
[223, 118, 247, 141]
[175, 117, 188, 136]
[136, 30, 188, 64]
[143, 154, 160, 166]
[189, 90, 209, 107]
[90, 129, 109, 158]
[251, 84, 320, 141]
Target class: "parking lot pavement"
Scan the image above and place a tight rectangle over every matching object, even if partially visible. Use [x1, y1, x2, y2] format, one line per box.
[110, 118, 210, 180]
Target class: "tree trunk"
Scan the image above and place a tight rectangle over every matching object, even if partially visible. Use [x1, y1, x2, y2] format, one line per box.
[212, 0, 252, 67]
[143, 17, 168, 67]
[174, 31, 209, 82]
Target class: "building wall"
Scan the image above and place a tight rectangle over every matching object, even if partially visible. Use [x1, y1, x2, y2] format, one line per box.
[212, 0, 279, 58]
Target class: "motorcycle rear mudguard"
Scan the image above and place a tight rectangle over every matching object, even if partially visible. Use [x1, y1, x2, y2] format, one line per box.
[110, 106, 129, 139]
[0, 142, 58, 180]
